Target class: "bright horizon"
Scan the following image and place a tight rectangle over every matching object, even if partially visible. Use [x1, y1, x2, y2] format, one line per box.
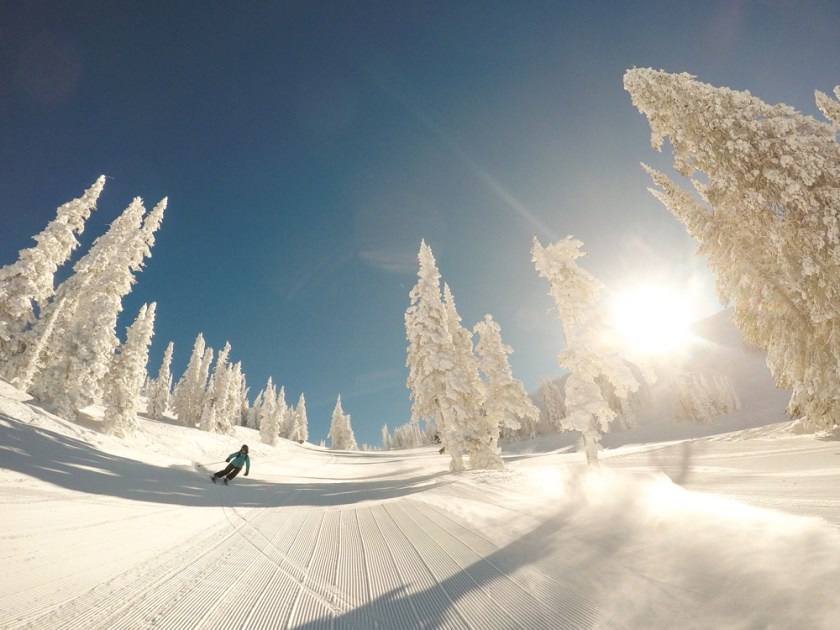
[2, 2, 839, 446]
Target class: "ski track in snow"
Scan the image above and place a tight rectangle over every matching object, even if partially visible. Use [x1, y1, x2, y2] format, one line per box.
[2, 448, 610, 630]
[6, 398, 840, 629]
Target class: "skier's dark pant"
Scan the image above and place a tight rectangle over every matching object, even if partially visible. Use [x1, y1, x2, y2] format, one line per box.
[213, 463, 242, 481]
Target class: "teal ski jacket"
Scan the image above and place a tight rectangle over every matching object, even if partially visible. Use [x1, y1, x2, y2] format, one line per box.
[227, 451, 250, 473]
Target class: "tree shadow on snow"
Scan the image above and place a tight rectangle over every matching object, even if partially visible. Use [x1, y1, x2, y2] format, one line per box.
[293, 507, 606, 630]
[0, 413, 452, 508]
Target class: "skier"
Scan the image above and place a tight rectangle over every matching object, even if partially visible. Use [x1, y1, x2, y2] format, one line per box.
[211, 444, 250, 484]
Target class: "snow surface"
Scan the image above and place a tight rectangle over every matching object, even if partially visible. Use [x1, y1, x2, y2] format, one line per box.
[3, 370, 840, 628]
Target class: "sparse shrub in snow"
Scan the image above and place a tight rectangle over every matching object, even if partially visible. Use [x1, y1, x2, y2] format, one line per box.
[173, 334, 211, 427]
[0, 176, 104, 377]
[147, 341, 174, 420]
[625, 69, 840, 430]
[532, 236, 641, 465]
[474, 314, 540, 442]
[328, 395, 357, 450]
[103, 303, 156, 436]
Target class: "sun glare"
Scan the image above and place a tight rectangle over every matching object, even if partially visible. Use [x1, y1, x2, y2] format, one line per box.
[610, 286, 692, 354]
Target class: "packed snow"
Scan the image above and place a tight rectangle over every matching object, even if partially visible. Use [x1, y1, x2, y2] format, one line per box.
[3, 366, 840, 629]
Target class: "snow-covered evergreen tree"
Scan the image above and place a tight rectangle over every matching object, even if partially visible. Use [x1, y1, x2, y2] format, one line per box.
[103, 303, 156, 436]
[712, 373, 741, 415]
[533, 236, 640, 465]
[674, 371, 741, 424]
[290, 393, 309, 443]
[539, 377, 566, 431]
[674, 372, 714, 425]
[246, 388, 263, 429]
[441, 284, 500, 470]
[259, 377, 279, 446]
[173, 334, 211, 427]
[394, 422, 425, 449]
[205, 347, 244, 433]
[625, 69, 840, 430]
[147, 341, 173, 420]
[274, 386, 288, 440]
[197, 346, 213, 407]
[382, 420, 438, 450]
[27, 197, 145, 415]
[474, 314, 540, 442]
[28, 196, 166, 419]
[0, 176, 105, 376]
[328, 395, 357, 450]
[230, 362, 245, 426]
[11, 298, 66, 392]
[201, 342, 236, 434]
[404, 242, 508, 470]
[815, 86, 840, 127]
[406, 241, 457, 464]
[235, 367, 249, 426]
[273, 386, 292, 439]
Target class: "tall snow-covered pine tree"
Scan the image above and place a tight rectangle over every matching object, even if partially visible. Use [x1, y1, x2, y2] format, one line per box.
[0, 176, 104, 376]
[474, 314, 540, 441]
[147, 341, 174, 420]
[624, 68, 840, 430]
[103, 303, 156, 436]
[532, 236, 640, 465]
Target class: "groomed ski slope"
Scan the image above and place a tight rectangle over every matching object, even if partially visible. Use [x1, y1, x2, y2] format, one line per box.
[3, 382, 840, 629]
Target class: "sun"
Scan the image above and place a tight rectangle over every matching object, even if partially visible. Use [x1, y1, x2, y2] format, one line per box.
[609, 286, 692, 354]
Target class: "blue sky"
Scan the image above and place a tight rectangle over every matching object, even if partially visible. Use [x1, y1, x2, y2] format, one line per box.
[2, 1, 839, 447]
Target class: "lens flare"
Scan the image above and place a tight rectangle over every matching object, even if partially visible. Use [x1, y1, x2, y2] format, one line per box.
[610, 286, 692, 354]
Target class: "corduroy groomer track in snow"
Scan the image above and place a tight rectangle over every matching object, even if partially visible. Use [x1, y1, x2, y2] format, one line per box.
[3, 368, 840, 629]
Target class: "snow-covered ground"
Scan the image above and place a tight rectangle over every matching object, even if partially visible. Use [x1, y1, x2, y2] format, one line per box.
[3, 373, 840, 630]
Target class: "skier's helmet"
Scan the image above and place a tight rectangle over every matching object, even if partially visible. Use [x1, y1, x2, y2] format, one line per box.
[241, 444, 249, 453]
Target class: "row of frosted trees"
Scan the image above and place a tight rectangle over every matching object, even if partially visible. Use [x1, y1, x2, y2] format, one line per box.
[404, 241, 541, 471]
[403, 236, 647, 470]
[0, 178, 167, 435]
[404, 68, 840, 468]
[0, 178, 308, 443]
[248, 374, 309, 446]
